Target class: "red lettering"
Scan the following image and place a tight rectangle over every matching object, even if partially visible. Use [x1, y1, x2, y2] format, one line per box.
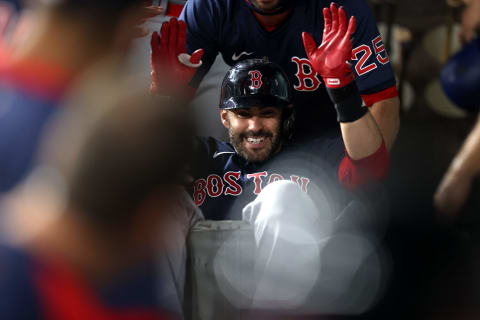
[372, 35, 389, 65]
[247, 171, 268, 195]
[300, 177, 310, 193]
[249, 70, 263, 89]
[268, 173, 284, 184]
[351, 44, 377, 76]
[193, 178, 207, 206]
[207, 174, 224, 198]
[291, 57, 321, 91]
[224, 171, 242, 196]
[289, 175, 311, 193]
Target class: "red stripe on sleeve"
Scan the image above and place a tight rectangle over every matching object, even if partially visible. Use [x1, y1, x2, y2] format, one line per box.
[361, 85, 398, 107]
[0, 58, 74, 101]
[338, 141, 389, 191]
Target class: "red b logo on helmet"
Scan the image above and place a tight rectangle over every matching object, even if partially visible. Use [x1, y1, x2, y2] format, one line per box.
[249, 70, 263, 89]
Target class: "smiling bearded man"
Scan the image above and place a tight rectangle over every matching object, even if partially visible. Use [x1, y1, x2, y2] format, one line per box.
[226, 106, 283, 163]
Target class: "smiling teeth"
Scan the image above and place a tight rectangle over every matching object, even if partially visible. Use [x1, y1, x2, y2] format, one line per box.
[247, 137, 264, 144]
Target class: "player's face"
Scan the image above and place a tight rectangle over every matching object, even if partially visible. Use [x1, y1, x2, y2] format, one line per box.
[249, 0, 283, 13]
[221, 106, 283, 163]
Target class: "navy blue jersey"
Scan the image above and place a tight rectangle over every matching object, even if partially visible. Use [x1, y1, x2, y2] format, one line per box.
[180, 0, 397, 139]
[191, 135, 348, 220]
[0, 62, 71, 193]
[0, 244, 172, 320]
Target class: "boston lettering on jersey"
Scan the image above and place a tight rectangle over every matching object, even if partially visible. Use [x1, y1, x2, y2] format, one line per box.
[181, 0, 397, 138]
[193, 170, 311, 206]
[191, 136, 346, 220]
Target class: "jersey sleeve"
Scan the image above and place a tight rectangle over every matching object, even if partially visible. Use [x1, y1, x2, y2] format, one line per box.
[338, 141, 389, 190]
[180, 0, 223, 88]
[339, 0, 397, 97]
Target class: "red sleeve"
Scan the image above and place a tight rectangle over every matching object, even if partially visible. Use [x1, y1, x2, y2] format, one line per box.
[337, 141, 389, 191]
[360, 85, 398, 107]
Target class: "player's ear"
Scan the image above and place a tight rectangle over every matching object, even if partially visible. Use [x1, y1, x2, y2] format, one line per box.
[220, 109, 229, 128]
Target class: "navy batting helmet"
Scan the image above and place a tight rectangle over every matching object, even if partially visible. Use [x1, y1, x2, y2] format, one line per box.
[440, 36, 480, 113]
[219, 58, 292, 110]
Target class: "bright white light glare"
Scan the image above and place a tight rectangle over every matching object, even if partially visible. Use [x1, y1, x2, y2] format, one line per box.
[188, 152, 389, 317]
[243, 180, 331, 309]
[307, 233, 385, 314]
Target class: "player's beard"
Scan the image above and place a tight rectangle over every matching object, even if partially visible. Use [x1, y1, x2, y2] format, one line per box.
[228, 122, 282, 163]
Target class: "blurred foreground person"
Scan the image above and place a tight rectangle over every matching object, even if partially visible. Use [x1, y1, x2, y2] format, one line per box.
[0, 0, 162, 193]
[0, 78, 195, 319]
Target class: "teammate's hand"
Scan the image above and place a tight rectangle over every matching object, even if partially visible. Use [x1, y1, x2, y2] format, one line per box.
[150, 18, 204, 96]
[434, 168, 473, 221]
[302, 3, 356, 88]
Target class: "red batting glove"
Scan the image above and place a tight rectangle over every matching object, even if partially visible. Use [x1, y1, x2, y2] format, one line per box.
[150, 18, 204, 98]
[302, 3, 356, 89]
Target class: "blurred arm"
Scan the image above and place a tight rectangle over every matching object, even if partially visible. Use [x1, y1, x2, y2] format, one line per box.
[434, 116, 480, 216]
[449, 116, 480, 176]
[460, 0, 480, 43]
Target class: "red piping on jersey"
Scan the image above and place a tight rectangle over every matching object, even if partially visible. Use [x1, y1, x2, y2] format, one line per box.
[0, 57, 74, 102]
[166, 3, 185, 18]
[338, 141, 389, 190]
[361, 85, 398, 107]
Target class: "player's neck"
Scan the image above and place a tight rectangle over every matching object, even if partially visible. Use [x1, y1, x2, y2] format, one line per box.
[252, 8, 293, 32]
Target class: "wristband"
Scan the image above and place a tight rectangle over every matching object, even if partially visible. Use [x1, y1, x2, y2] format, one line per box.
[324, 72, 355, 89]
[326, 82, 367, 123]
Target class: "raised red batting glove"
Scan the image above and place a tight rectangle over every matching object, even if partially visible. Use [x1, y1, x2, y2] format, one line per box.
[302, 3, 356, 89]
[150, 18, 204, 98]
